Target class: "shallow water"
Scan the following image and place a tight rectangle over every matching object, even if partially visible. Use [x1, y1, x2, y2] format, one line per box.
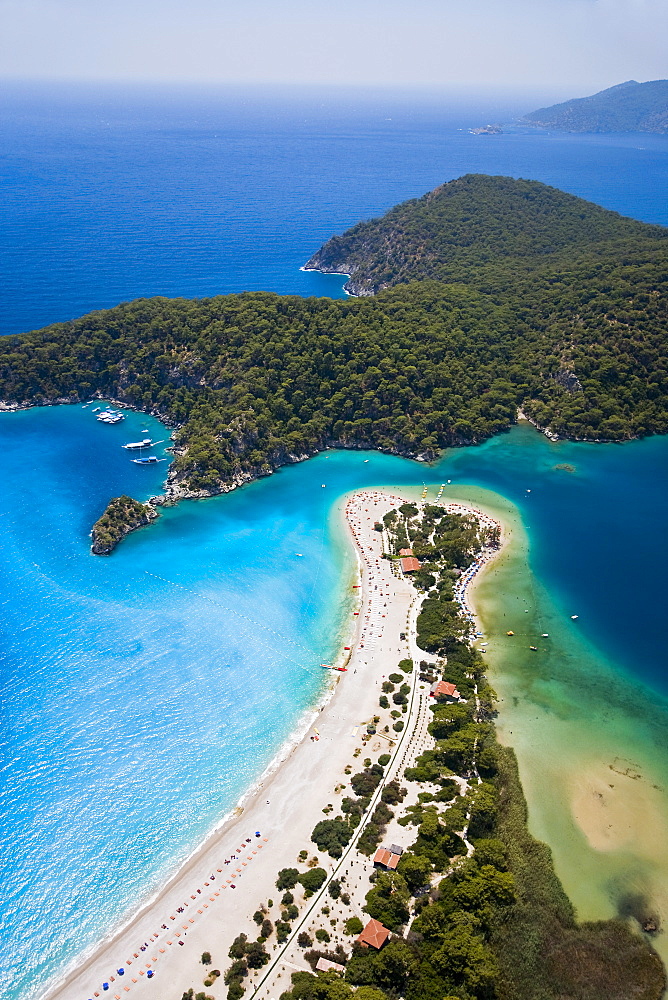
[1, 405, 667, 999]
[2, 82, 668, 998]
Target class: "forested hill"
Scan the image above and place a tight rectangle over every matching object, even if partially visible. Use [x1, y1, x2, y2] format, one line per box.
[0, 175, 666, 496]
[523, 79, 668, 134]
[304, 174, 666, 296]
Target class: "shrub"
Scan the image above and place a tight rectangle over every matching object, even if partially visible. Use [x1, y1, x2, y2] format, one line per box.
[228, 934, 247, 960]
[245, 941, 268, 969]
[315, 929, 331, 943]
[201, 951, 212, 965]
[378, 753, 391, 766]
[381, 779, 407, 805]
[350, 765, 384, 798]
[224, 962, 247, 985]
[399, 658, 413, 673]
[275, 921, 291, 943]
[389, 672, 404, 683]
[379, 695, 389, 709]
[393, 720, 405, 732]
[345, 916, 364, 935]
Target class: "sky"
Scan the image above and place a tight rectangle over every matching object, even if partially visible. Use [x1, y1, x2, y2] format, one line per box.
[0, 0, 665, 92]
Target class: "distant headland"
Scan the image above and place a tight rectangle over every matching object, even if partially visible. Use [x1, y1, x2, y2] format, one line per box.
[522, 79, 668, 134]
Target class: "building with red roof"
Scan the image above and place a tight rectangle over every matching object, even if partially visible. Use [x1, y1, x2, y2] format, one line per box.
[357, 918, 391, 949]
[400, 556, 421, 574]
[372, 846, 400, 870]
[399, 548, 414, 557]
[431, 680, 461, 701]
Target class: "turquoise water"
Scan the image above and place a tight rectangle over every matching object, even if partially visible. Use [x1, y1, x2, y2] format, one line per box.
[2, 82, 668, 999]
[1, 403, 667, 1000]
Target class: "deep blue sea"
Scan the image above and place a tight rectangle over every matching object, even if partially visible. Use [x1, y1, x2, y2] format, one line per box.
[1, 83, 667, 1000]
[2, 81, 668, 335]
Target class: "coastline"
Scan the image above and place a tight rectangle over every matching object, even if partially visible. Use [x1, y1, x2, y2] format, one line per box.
[40, 488, 504, 1000]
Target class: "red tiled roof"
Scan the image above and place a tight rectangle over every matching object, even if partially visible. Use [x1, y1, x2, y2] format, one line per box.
[373, 847, 392, 866]
[400, 557, 421, 573]
[357, 918, 390, 949]
[433, 680, 460, 699]
[373, 847, 401, 870]
[399, 548, 414, 557]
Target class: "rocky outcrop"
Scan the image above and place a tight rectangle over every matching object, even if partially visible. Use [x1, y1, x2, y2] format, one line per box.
[91, 495, 160, 555]
[553, 370, 583, 392]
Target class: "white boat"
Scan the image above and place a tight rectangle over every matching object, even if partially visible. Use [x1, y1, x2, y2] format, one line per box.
[122, 439, 152, 450]
[97, 410, 125, 424]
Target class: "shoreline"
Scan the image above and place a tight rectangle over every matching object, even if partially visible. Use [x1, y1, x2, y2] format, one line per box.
[40, 488, 504, 1000]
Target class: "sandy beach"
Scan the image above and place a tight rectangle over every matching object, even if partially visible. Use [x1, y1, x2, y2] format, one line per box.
[43, 490, 502, 1000]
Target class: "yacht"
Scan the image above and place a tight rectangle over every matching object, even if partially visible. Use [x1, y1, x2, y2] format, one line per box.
[122, 439, 153, 450]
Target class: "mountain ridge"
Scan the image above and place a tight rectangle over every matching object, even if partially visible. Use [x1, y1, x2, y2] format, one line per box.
[522, 79, 668, 133]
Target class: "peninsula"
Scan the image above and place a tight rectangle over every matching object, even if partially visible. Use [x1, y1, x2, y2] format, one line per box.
[0, 176, 666, 551]
[42, 492, 665, 1000]
[522, 79, 668, 134]
[91, 495, 160, 555]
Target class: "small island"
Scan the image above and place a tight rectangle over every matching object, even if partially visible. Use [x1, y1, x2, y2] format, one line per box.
[91, 495, 159, 555]
[469, 123, 503, 135]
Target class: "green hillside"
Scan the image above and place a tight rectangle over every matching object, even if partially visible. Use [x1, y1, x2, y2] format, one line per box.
[1, 176, 666, 495]
[523, 79, 668, 133]
[304, 174, 666, 295]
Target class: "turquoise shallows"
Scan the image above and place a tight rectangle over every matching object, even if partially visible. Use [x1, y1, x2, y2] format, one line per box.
[0, 403, 667, 999]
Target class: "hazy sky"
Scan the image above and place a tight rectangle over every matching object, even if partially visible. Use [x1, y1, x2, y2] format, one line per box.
[1, 0, 665, 92]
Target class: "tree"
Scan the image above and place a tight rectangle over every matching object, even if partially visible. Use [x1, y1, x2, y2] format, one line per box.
[431, 915, 498, 994]
[276, 868, 300, 890]
[300, 867, 327, 893]
[201, 951, 212, 965]
[396, 853, 432, 894]
[345, 916, 364, 935]
[245, 941, 269, 969]
[229, 934, 248, 959]
[311, 819, 352, 858]
[224, 960, 247, 984]
[329, 878, 342, 899]
[370, 940, 419, 993]
[364, 873, 410, 930]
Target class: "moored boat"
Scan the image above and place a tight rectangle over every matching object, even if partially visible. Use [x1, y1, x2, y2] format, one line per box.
[122, 439, 152, 450]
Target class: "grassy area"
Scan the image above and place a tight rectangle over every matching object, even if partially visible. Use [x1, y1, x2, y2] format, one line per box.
[490, 747, 666, 1000]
